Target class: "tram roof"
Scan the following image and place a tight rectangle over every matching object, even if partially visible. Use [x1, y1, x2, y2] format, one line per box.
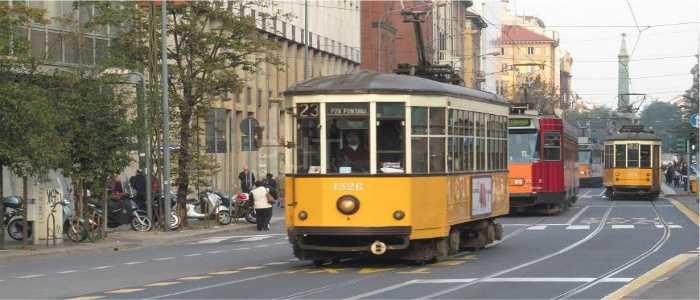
[604, 132, 661, 142]
[284, 70, 509, 105]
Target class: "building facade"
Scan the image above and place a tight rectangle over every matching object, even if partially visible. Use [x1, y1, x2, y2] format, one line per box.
[360, 0, 433, 73]
[206, 1, 361, 195]
[463, 11, 488, 89]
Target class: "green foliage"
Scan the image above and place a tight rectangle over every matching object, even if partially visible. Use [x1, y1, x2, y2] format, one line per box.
[639, 101, 684, 152]
[88, 1, 286, 204]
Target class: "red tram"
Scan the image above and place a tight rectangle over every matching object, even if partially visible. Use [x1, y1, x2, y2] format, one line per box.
[508, 112, 578, 214]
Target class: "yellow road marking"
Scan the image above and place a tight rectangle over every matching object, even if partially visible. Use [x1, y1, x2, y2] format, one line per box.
[285, 268, 313, 274]
[66, 296, 105, 300]
[145, 281, 181, 287]
[309, 268, 346, 274]
[669, 199, 699, 226]
[451, 255, 477, 261]
[209, 271, 240, 275]
[602, 253, 696, 300]
[105, 288, 145, 294]
[178, 275, 211, 280]
[358, 268, 394, 274]
[397, 267, 432, 274]
[433, 260, 466, 267]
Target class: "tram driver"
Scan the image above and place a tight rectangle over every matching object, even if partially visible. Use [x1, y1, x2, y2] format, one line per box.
[335, 131, 369, 173]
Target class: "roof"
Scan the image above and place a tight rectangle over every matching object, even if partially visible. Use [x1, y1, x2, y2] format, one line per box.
[284, 70, 510, 105]
[499, 25, 554, 44]
[605, 132, 661, 142]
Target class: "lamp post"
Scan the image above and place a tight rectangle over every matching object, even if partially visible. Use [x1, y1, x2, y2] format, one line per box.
[160, 0, 172, 231]
[125, 72, 152, 223]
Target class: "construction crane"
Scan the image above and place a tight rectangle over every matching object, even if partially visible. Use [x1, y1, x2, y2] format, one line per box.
[394, 9, 463, 86]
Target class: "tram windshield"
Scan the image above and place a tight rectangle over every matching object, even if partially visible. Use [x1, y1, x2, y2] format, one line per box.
[578, 150, 591, 164]
[326, 103, 370, 174]
[508, 132, 540, 163]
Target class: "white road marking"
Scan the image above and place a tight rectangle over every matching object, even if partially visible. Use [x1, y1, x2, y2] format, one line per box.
[17, 274, 44, 279]
[411, 277, 633, 284]
[56, 270, 78, 274]
[184, 253, 203, 257]
[238, 266, 264, 270]
[239, 236, 273, 242]
[154, 257, 175, 261]
[91, 265, 113, 270]
[195, 233, 286, 244]
[254, 244, 270, 248]
[264, 262, 290, 266]
[197, 237, 230, 244]
[207, 250, 226, 254]
[566, 206, 590, 225]
[611, 225, 635, 229]
[288, 258, 299, 261]
[274, 241, 287, 245]
[655, 224, 683, 229]
[124, 261, 145, 265]
[151, 272, 285, 299]
[566, 225, 591, 230]
[345, 280, 418, 300]
[527, 225, 547, 230]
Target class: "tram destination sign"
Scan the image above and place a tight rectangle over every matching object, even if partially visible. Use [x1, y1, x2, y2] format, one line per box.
[509, 118, 531, 127]
[328, 107, 368, 116]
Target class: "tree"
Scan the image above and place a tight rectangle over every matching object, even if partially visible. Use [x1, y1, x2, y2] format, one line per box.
[88, 1, 285, 226]
[639, 101, 684, 152]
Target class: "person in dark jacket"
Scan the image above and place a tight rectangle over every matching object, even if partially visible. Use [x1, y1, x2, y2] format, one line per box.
[238, 167, 255, 193]
[129, 170, 147, 207]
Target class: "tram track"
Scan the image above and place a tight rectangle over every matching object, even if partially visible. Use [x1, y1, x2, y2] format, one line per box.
[550, 200, 672, 299]
[417, 203, 616, 300]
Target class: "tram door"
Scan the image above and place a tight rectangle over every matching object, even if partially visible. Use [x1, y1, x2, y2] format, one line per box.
[653, 145, 660, 188]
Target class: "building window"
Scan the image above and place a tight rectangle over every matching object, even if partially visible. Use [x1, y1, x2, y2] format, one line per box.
[527, 47, 535, 55]
[206, 108, 228, 153]
[30, 28, 46, 59]
[500, 47, 505, 55]
[245, 87, 252, 105]
[256, 89, 262, 107]
[501, 64, 508, 72]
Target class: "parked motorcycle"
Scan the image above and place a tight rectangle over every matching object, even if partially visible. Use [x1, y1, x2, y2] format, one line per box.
[153, 192, 181, 230]
[185, 191, 231, 225]
[232, 192, 256, 224]
[2, 196, 31, 241]
[94, 195, 152, 231]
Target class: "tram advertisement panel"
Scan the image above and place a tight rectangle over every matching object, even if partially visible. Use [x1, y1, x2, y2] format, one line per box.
[471, 176, 493, 216]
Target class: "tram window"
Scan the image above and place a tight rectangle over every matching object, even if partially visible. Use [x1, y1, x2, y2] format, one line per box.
[448, 109, 455, 135]
[429, 108, 445, 135]
[627, 143, 639, 168]
[477, 138, 486, 170]
[411, 137, 428, 173]
[457, 110, 465, 136]
[640, 144, 651, 168]
[464, 137, 473, 170]
[615, 144, 626, 168]
[377, 103, 405, 173]
[448, 138, 455, 172]
[543, 132, 561, 161]
[457, 137, 465, 171]
[430, 137, 445, 173]
[296, 103, 321, 174]
[605, 145, 613, 168]
[326, 103, 370, 174]
[466, 111, 474, 137]
[411, 107, 428, 134]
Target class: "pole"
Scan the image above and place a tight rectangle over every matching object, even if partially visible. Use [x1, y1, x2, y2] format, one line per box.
[135, 76, 152, 223]
[0, 165, 5, 250]
[248, 120, 252, 192]
[161, 0, 172, 231]
[303, 0, 309, 80]
[686, 139, 691, 191]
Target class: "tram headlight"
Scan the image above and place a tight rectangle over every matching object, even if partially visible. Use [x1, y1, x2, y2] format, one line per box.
[512, 178, 524, 186]
[298, 211, 308, 220]
[337, 195, 360, 215]
[393, 210, 405, 220]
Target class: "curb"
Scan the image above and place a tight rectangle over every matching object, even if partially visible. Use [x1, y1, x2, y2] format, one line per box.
[0, 216, 285, 262]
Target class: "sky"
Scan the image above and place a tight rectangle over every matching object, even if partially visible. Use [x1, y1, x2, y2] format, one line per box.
[507, 0, 699, 108]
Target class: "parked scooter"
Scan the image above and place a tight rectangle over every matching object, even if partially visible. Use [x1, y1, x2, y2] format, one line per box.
[94, 195, 152, 231]
[2, 196, 31, 241]
[153, 192, 180, 230]
[232, 192, 256, 224]
[185, 191, 231, 225]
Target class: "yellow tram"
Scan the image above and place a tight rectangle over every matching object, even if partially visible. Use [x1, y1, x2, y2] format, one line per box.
[283, 71, 510, 264]
[603, 125, 662, 199]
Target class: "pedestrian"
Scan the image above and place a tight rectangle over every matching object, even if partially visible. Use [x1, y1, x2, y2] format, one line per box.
[109, 175, 125, 200]
[665, 165, 673, 185]
[263, 173, 280, 204]
[129, 169, 147, 208]
[238, 167, 255, 193]
[250, 180, 274, 231]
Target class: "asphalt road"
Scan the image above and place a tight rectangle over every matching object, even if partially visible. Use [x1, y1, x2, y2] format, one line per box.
[0, 188, 697, 299]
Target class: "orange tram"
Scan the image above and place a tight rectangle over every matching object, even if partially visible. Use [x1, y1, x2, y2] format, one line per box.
[507, 110, 579, 214]
[283, 71, 510, 264]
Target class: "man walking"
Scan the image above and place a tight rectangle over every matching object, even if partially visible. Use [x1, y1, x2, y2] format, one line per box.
[238, 167, 255, 193]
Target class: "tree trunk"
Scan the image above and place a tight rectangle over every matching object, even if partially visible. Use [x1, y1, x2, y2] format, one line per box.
[22, 176, 28, 248]
[0, 164, 5, 249]
[177, 104, 193, 228]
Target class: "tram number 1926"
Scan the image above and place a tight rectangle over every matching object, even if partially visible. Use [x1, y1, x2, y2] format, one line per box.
[298, 103, 320, 118]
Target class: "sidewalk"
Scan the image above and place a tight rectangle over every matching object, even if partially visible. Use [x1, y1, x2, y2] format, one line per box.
[0, 215, 284, 263]
[621, 183, 699, 299]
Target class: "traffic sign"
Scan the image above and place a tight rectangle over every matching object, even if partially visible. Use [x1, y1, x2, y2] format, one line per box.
[690, 113, 698, 128]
